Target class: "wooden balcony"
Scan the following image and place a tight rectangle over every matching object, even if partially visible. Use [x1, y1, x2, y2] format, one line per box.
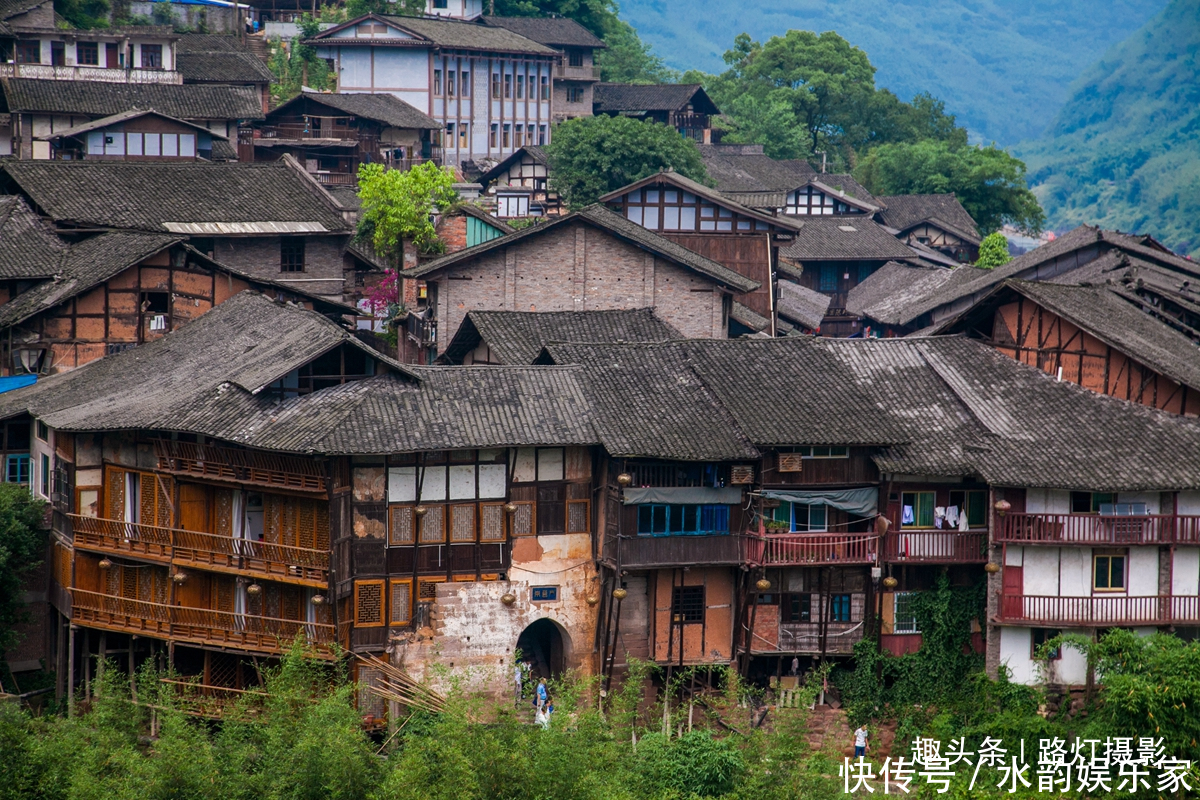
[159, 679, 267, 719]
[883, 530, 988, 563]
[604, 533, 746, 569]
[746, 533, 878, 566]
[71, 589, 336, 657]
[70, 514, 329, 587]
[997, 593, 1200, 626]
[996, 513, 1200, 546]
[153, 439, 326, 494]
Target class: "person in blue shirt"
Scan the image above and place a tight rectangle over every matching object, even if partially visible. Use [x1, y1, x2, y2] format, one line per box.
[536, 678, 548, 711]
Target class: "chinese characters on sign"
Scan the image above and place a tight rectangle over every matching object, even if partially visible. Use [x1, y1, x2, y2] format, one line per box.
[839, 737, 1193, 794]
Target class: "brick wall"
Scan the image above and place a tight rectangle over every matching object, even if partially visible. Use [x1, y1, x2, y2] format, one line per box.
[431, 220, 727, 352]
[436, 215, 469, 254]
[213, 234, 348, 301]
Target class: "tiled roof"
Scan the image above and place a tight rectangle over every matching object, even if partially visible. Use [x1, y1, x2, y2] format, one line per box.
[477, 146, 548, 187]
[0, 77, 265, 120]
[2, 160, 349, 232]
[593, 83, 720, 115]
[408, 203, 760, 293]
[779, 217, 917, 262]
[0, 291, 416, 435]
[599, 170, 804, 234]
[175, 33, 274, 83]
[697, 144, 815, 195]
[482, 16, 605, 48]
[846, 261, 961, 325]
[310, 15, 556, 55]
[441, 308, 680, 365]
[777, 280, 832, 330]
[0, 195, 68, 279]
[271, 91, 441, 130]
[877, 193, 980, 244]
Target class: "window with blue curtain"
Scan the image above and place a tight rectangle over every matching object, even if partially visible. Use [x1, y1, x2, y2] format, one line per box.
[831, 593, 852, 622]
[819, 264, 838, 292]
[636, 504, 730, 536]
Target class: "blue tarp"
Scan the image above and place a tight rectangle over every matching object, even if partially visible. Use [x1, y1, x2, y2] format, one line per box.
[0, 375, 37, 395]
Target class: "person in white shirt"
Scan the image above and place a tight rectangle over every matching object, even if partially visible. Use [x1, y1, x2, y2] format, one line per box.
[853, 725, 869, 758]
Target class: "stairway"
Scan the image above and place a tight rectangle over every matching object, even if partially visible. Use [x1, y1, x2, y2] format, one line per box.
[244, 33, 270, 64]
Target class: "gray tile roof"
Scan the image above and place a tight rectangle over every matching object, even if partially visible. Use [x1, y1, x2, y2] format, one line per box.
[310, 15, 557, 55]
[777, 280, 832, 330]
[175, 34, 275, 83]
[599, 170, 805, 234]
[593, 83, 720, 115]
[729, 301, 770, 334]
[408, 204, 760, 293]
[482, 16, 605, 48]
[846, 261, 961, 325]
[0, 195, 68, 279]
[877, 193, 980, 244]
[441, 308, 681, 365]
[271, 91, 441, 130]
[477, 146, 548, 187]
[779, 217, 917, 262]
[0, 291, 416, 435]
[697, 144, 815, 195]
[0, 77, 265, 120]
[3, 160, 349, 233]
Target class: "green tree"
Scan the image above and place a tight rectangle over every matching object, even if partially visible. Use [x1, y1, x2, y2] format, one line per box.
[54, 0, 110, 28]
[268, 15, 337, 103]
[544, 115, 708, 208]
[975, 232, 1012, 269]
[0, 483, 46, 659]
[356, 161, 458, 264]
[855, 140, 1045, 234]
[595, 19, 679, 83]
[345, 0, 423, 17]
[491, 0, 618, 38]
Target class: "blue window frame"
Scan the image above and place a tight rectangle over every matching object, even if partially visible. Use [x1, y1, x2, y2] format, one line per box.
[768, 501, 827, 532]
[636, 504, 730, 536]
[819, 264, 838, 292]
[831, 593, 851, 622]
[5, 454, 29, 484]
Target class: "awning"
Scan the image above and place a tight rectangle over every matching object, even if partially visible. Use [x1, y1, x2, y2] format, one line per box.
[760, 487, 878, 517]
[0, 375, 37, 395]
[623, 486, 743, 506]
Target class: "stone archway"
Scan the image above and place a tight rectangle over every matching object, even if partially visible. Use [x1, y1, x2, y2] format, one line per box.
[516, 617, 571, 680]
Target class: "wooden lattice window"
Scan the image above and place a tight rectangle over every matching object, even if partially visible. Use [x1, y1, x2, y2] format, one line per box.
[449, 504, 476, 543]
[215, 489, 234, 536]
[215, 576, 236, 612]
[389, 506, 415, 545]
[417, 577, 445, 601]
[105, 467, 172, 525]
[418, 505, 445, 543]
[566, 483, 590, 534]
[53, 542, 71, 589]
[480, 502, 506, 542]
[354, 580, 385, 627]
[356, 664, 386, 718]
[510, 501, 535, 537]
[389, 579, 412, 625]
[265, 495, 330, 550]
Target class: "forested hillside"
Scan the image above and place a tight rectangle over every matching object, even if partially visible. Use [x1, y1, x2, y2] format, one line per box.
[617, 0, 1166, 144]
[1017, 0, 1200, 257]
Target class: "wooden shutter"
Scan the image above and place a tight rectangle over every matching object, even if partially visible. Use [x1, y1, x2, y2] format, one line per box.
[354, 579, 385, 627]
[389, 579, 412, 625]
[418, 505, 445, 543]
[449, 504, 476, 543]
[510, 501, 535, 537]
[215, 490, 234, 537]
[480, 502, 506, 542]
[730, 465, 754, 484]
[105, 466, 126, 520]
[566, 483, 590, 534]
[417, 577, 445, 602]
[536, 484, 564, 535]
[215, 576, 236, 612]
[779, 453, 803, 473]
[390, 506, 415, 545]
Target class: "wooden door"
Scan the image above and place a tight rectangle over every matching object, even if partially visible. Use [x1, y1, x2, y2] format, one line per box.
[105, 43, 117, 68]
[1002, 565, 1023, 619]
[178, 484, 212, 532]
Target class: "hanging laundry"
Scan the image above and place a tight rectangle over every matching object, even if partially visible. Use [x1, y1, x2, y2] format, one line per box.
[958, 513, 969, 532]
[902, 505, 914, 525]
[945, 505, 960, 527]
[934, 506, 946, 529]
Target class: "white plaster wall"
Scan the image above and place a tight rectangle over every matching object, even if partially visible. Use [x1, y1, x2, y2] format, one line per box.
[999, 626, 1088, 686]
[1005, 545, 1023, 567]
[1178, 491, 1200, 515]
[1024, 548, 1060, 595]
[1026, 488, 1071, 514]
[1173, 548, 1200, 596]
[1059, 547, 1091, 597]
[1128, 547, 1159, 595]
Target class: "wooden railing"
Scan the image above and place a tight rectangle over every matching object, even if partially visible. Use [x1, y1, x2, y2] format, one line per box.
[603, 533, 746, 569]
[747, 533, 878, 566]
[158, 679, 267, 719]
[883, 530, 988, 563]
[71, 589, 336, 656]
[997, 593, 1200, 626]
[996, 513, 1200, 545]
[70, 514, 328, 586]
[153, 439, 326, 493]
[259, 123, 373, 142]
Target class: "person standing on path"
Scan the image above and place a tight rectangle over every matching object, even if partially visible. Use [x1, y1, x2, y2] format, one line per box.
[514, 663, 523, 707]
[853, 725, 869, 758]
[536, 678, 548, 712]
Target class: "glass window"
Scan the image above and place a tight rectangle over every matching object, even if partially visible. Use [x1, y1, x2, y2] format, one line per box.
[540, 76, 549, 100]
[1072, 492, 1116, 513]
[458, 123, 469, 148]
[893, 592, 919, 633]
[460, 70, 470, 96]
[1031, 628, 1061, 660]
[637, 504, 729, 536]
[140, 44, 162, 69]
[180, 133, 195, 157]
[76, 41, 98, 65]
[491, 73, 501, 98]
[489, 124, 498, 148]
[819, 264, 838, 292]
[446, 70, 456, 97]
[39, 453, 49, 496]
[783, 593, 811, 623]
[949, 489, 987, 528]
[280, 238, 305, 272]
[901, 491, 935, 528]
[5, 454, 30, 484]
[516, 74, 524, 99]
[16, 41, 40, 64]
[671, 585, 704, 623]
[831, 594, 851, 622]
[434, 69, 442, 95]
[1094, 552, 1126, 592]
[504, 74, 512, 98]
